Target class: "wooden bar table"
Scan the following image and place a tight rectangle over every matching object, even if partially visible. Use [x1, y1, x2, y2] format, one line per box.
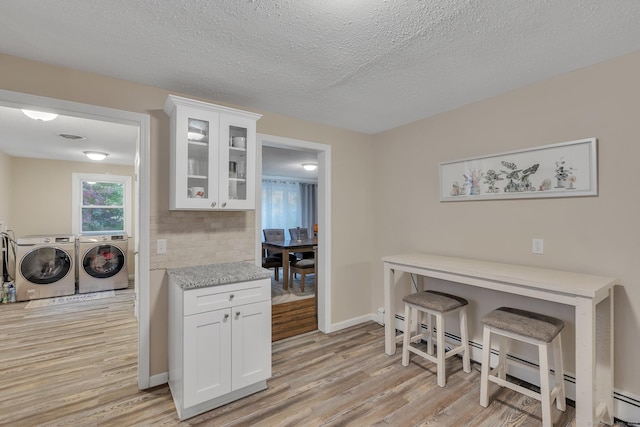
[382, 253, 618, 426]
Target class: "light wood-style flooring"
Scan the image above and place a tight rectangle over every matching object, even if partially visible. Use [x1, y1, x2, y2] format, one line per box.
[0, 288, 625, 426]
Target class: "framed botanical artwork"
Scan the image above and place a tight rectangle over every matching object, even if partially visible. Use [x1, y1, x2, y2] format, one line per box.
[439, 138, 597, 201]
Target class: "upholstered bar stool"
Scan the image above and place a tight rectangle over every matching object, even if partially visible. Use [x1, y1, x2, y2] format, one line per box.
[401, 290, 471, 387]
[480, 307, 566, 427]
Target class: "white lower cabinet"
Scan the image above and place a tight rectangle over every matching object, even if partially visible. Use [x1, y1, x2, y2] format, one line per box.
[169, 278, 271, 420]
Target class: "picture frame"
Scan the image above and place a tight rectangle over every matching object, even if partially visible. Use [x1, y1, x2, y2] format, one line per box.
[439, 138, 597, 202]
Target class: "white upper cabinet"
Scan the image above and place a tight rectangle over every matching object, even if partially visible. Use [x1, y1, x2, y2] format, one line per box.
[163, 95, 262, 210]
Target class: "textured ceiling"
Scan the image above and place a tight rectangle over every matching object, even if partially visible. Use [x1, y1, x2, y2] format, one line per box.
[1, 1, 640, 134]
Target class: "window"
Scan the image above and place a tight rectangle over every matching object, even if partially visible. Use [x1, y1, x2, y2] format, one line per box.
[72, 173, 132, 236]
[261, 178, 317, 235]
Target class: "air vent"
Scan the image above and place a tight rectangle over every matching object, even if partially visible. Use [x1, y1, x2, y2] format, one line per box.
[59, 133, 85, 140]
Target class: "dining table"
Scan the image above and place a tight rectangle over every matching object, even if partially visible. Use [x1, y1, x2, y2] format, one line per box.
[262, 238, 317, 290]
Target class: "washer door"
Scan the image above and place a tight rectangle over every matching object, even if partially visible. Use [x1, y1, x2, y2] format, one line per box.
[20, 247, 73, 285]
[82, 244, 125, 278]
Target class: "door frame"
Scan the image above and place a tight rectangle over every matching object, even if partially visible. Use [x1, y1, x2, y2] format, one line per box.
[0, 89, 151, 389]
[256, 133, 332, 332]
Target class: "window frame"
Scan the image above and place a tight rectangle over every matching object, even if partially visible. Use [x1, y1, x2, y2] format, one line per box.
[72, 173, 132, 236]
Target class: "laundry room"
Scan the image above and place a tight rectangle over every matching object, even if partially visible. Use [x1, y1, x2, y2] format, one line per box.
[0, 106, 137, 303]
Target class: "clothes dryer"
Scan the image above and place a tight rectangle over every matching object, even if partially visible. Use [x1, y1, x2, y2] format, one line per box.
[77, 234, 129, 293]
[13, 235, 76, 301]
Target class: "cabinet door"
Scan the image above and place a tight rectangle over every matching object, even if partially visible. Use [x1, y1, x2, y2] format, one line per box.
[173, 105, 220, 209]
[231, 300, 272, 389]
[219, 114, 256, 210]
[183, 308, 232, 407]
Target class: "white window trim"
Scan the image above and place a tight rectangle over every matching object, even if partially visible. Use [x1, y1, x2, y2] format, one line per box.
[72, 173, 132, 236]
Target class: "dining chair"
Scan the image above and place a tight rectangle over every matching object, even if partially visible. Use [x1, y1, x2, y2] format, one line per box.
[264, 228, 286, 243]
[289, 227, 314, 260]
[262, 250, 282, 281]
[288, 227, 309, 240]
[263, 229, 296, 281]
[289, 255, 315, 292]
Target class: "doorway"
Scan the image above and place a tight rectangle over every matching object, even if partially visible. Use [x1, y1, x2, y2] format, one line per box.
[0, 89, 151, 389]
[256, 134, 331, 334]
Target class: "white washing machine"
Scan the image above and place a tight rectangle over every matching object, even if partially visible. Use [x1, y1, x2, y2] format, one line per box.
[13, 235, 76, 302]
[77, 234, 129, 293]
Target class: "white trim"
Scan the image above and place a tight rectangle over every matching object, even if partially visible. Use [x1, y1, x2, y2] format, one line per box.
[149, 372, 169, 388]
[0, 89, 151, 390]
[615, 389, 640, 424]
[256, 133, 331, 333]
[330, 314, 377, 333]
[71, 173, 132, 236]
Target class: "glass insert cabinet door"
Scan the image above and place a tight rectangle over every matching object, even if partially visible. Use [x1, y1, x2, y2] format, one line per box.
[219, 113, 256, 210]
[174, 105, 220, 209]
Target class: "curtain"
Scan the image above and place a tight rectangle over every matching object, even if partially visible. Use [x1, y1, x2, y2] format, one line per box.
[262, 179, 317, 238]
[299, 182, 317, 234]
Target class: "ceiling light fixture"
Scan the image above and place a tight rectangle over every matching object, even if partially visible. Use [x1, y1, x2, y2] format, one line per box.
[21, 109, 58, 121]
[83, 151, 109, 161]
[302, 162, 318, 171]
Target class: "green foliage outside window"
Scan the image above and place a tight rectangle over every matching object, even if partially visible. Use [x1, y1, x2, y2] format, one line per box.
[82, 181, 125, 232]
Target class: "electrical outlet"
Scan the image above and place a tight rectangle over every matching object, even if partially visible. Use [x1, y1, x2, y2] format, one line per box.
[157, 239, 167, 254]
[532, 238, 544, 254]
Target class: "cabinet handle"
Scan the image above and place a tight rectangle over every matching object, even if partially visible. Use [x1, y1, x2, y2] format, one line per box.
[211, 201, 217, 208]
[224, 313, 229, 320]
[229, 294, 235, 300]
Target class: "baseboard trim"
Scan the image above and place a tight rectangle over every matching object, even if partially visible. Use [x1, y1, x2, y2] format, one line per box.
[328, 313, 377, 333]
[614, 389, 640, 424]
[149, 372, 168, 388]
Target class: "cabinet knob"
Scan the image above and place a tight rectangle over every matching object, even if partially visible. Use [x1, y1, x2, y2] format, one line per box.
[221, 202, 227, 208]
[224, 313, 229, 320]
[229, 294, 234, 300]
[211, 201, 217, 208]
[236, 311, 241, 317]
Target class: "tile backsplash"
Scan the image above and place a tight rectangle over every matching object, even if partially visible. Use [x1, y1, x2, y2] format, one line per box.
[150, 210, 256, 270]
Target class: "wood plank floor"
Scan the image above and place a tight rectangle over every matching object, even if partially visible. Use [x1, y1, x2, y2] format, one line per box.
[272, 297, 317, 342]
[0, 289, 626, 426]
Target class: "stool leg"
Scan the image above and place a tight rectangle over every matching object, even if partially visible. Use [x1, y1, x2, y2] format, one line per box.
[402, 304, 411, 367]
[538, 342, 552, 427]
[300, 274, 305, 293]
[480, 325, 492, 407]
[553, 334, 566, 411]
[426, 312, 434, 355]
[436, 313, 446, 387]
[497, 335, 508, 382]
[459, 307, 471, 373]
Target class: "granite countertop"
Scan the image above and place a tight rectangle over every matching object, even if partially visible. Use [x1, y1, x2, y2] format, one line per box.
[167, 262, 272, 290]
